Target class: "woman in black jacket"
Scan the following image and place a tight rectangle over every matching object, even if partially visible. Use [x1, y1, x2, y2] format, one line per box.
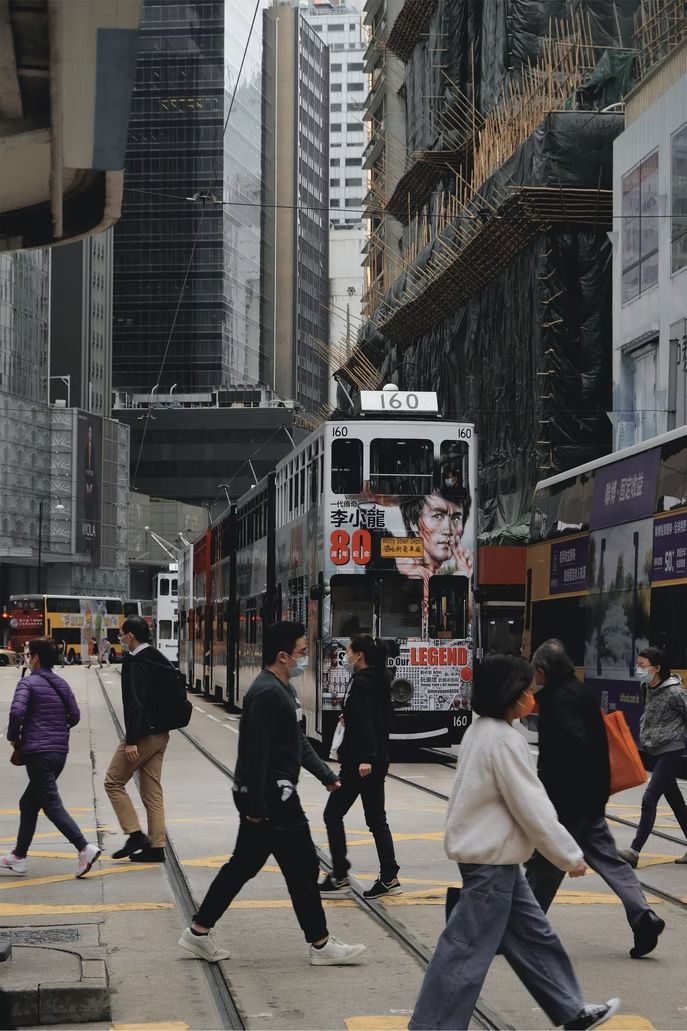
[319, 635, 401, 899]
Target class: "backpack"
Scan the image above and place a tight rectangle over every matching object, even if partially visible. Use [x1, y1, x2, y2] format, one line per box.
[153, 663, 193, 732]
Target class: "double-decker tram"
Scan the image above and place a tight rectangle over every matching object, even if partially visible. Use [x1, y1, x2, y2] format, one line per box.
[180, 388, 477, 747]
[524, 424, 687, 752]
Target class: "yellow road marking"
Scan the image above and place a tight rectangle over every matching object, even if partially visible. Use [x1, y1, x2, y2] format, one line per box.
[0, 902, 175, 916]
[605, 1018, 655, 1030]
[113, 1024, 189, 1030]
[345, 1018, 409, 1030]
[0, 807, 92, 816]
[0, 863, 156, 891]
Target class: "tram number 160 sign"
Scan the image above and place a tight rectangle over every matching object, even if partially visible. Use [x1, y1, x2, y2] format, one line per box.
[330, 529, 372, 566]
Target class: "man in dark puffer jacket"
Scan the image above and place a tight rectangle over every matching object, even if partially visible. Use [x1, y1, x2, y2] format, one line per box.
[2, 637, 101, 879]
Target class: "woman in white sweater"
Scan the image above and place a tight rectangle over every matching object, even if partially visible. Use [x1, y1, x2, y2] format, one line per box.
[409, 655, 619, 1031]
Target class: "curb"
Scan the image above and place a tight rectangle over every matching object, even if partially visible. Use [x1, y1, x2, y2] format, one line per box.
[2, 950, 110, 1027]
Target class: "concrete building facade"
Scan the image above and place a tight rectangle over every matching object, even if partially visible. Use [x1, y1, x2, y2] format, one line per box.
[612, 42, 687, 449]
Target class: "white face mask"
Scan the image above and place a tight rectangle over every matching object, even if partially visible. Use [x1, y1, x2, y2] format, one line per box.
[531, 679, 544, 694]
[288, 655, 308, 678]
[343, 660, 356, 675]
[635, 666, 653, 681]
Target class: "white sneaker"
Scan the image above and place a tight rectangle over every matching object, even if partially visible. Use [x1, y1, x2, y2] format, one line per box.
[75, 843, 101, 878]
[0, 853, 27, 875]
[309, 935, 366, 966]
[178, 927, 230, 963]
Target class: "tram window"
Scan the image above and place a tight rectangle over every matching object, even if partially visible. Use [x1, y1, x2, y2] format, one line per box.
[330, 575, 374, 636]
[171, 579, 178, 595]
[160, 579, 170, 596]
[428, 577, 469, 639]
[531, 598, 585, 665]
[657, 439, 687, 512]
[379, 577, 423, 638]
[370, 439, 433, 496]
[300, 468, 305, 508]
[331, 439, 363, 494]
[310, 461, 318, 505]
[159, 620, 173, 640]
[439, 441, 469, 495]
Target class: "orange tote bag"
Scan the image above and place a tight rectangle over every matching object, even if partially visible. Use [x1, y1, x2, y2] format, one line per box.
[603, 709, 647, 795]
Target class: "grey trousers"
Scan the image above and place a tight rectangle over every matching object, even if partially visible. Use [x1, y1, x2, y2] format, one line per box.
[526, 815, 649, 928]
[409, 864, 584, 1031]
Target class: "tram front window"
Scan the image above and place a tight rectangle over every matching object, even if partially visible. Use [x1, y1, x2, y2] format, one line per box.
[429, 576, 468, 639]
[379, 577, 423, 638]
[331, 438, 363, 494]
[331, 575, 373, 636]
[370, 438, 433, 496]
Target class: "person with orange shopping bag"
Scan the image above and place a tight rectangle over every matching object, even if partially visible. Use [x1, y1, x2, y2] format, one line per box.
[526, 639, 664, 960]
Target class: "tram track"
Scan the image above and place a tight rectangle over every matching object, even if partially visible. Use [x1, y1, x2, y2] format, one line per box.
[392, 751, 687, 913]
[95, 671, 246, 1031]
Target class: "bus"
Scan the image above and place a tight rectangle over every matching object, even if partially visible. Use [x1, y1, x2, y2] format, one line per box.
[180, 391, 478, 747]
[8, 595, 125, 663]
[524, 424, 687, 744]
[154, 566, 179, 665]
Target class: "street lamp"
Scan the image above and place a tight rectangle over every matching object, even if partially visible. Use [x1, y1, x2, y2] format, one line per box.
[37, 495, 66, 594]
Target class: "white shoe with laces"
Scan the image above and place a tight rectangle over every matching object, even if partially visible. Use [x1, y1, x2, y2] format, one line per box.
[75, 843, 101, 878]
[309, 935, 366, 966]
[178, 927, 231, 963]
[0, 853, 27, 875]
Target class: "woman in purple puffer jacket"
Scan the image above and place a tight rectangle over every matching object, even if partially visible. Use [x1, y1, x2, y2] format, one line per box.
[2, 638, 101, 879]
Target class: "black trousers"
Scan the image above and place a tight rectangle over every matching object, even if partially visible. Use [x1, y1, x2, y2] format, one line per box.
[16, 752, 88, 858]
[324, 763, 399, 882]
[632, 750, 687, 852]
[194, 790, 328, 943]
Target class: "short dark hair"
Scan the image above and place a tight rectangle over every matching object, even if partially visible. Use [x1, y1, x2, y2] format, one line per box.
[350, 634, 384, 667]
[471, 654, 533, 719]
[264, 621, 306, 665]
[28, 637, 58, 669]
[638, 646, 670, 681]
[122, 615, 151, 643]
[531, 639, 575, 682]
[400, 488, 472, 538]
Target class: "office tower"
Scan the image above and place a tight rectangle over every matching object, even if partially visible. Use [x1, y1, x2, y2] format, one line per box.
[261, 2, 330, 418]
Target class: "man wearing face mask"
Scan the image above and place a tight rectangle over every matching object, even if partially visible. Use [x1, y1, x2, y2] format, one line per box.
[178, 621, 367, 966]
[526, 639, 664, 960]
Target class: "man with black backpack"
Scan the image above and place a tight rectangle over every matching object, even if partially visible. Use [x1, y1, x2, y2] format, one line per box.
[105, 615, 191, 863]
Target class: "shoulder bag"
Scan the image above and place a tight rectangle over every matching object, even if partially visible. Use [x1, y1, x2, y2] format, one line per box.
[603, 709, 647, 795]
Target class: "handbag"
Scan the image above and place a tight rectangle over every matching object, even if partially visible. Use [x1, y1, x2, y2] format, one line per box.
[329, 717, 345, 760]
[603, 709, 647, 795]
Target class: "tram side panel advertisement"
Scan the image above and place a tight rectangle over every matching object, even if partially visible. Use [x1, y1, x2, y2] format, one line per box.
[76, 412, 102, 566]
[325, 433, 475, 719]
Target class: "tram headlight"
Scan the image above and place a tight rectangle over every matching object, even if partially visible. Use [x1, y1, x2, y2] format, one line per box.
[390, 677, 413, 707]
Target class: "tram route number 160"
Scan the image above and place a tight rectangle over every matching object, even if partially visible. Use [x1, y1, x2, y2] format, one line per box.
[330, 529, 372, 566]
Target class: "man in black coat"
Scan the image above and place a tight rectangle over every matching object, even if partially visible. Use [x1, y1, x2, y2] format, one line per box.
[526, 639, 664, 959]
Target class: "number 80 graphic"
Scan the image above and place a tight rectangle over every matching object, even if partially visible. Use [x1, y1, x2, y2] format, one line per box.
[330, 529, 372, 566]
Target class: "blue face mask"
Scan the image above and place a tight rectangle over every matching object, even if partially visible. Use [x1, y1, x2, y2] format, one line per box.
[288, 655, 308, 678]
[635, 666, 653, 681]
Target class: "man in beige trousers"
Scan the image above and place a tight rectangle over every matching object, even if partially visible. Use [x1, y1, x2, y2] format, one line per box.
[105, 615, 171, 863]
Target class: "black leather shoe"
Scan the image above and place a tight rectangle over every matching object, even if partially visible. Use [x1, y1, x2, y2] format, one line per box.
[129, 846, 166, 863]
[630, 909, 665, 958]
[111, 831, 150, 859]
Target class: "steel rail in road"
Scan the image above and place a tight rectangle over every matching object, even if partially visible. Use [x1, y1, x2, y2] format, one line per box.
[96, 671, 246, 1031]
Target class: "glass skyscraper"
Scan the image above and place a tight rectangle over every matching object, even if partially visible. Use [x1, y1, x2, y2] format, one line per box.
[113, 1, 270, 394]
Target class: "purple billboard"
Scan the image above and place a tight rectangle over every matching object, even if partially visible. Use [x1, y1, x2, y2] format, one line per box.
[589, 448, 659, 530]
[652, 512, 687, 582]
[550, 537, 589, 595]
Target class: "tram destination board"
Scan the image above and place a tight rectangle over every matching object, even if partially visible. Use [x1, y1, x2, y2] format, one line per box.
[360, 390, 438, 413]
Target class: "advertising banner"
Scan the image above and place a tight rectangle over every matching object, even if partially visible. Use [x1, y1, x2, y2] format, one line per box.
[549, 537, 588, 595]
[76, 412, 102, 566]
[651, 511, 687, 582]
[589, 448, 659, 530]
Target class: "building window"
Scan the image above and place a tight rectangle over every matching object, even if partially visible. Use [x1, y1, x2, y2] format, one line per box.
[330, 178, 340, 186]
[345, 157, 361, 166]
[345, 178, 362, 187]
[620, 339, 658, 446]
[347, 122, 363, 132]
[672, 124, 687, 275]
[621, 151, 659, 303]
[331, 123, 342, 132]
[331, 63, 342, 71]
[330, 199, 340, 207]
[331, 83, 342, 93]
[349, 82, 365, 92]
[331, 103, 342, 112]
[330, 158, 340, 167]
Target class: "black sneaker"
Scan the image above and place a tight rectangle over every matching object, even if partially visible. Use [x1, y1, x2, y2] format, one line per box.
[563, 998, 620, 1030]
[318, 873, 349, 895]
[630, 910, 665, 959]
[129, 846, 166, 863]
[111, 831, 150, 859]
[363, 877, 403, 899]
